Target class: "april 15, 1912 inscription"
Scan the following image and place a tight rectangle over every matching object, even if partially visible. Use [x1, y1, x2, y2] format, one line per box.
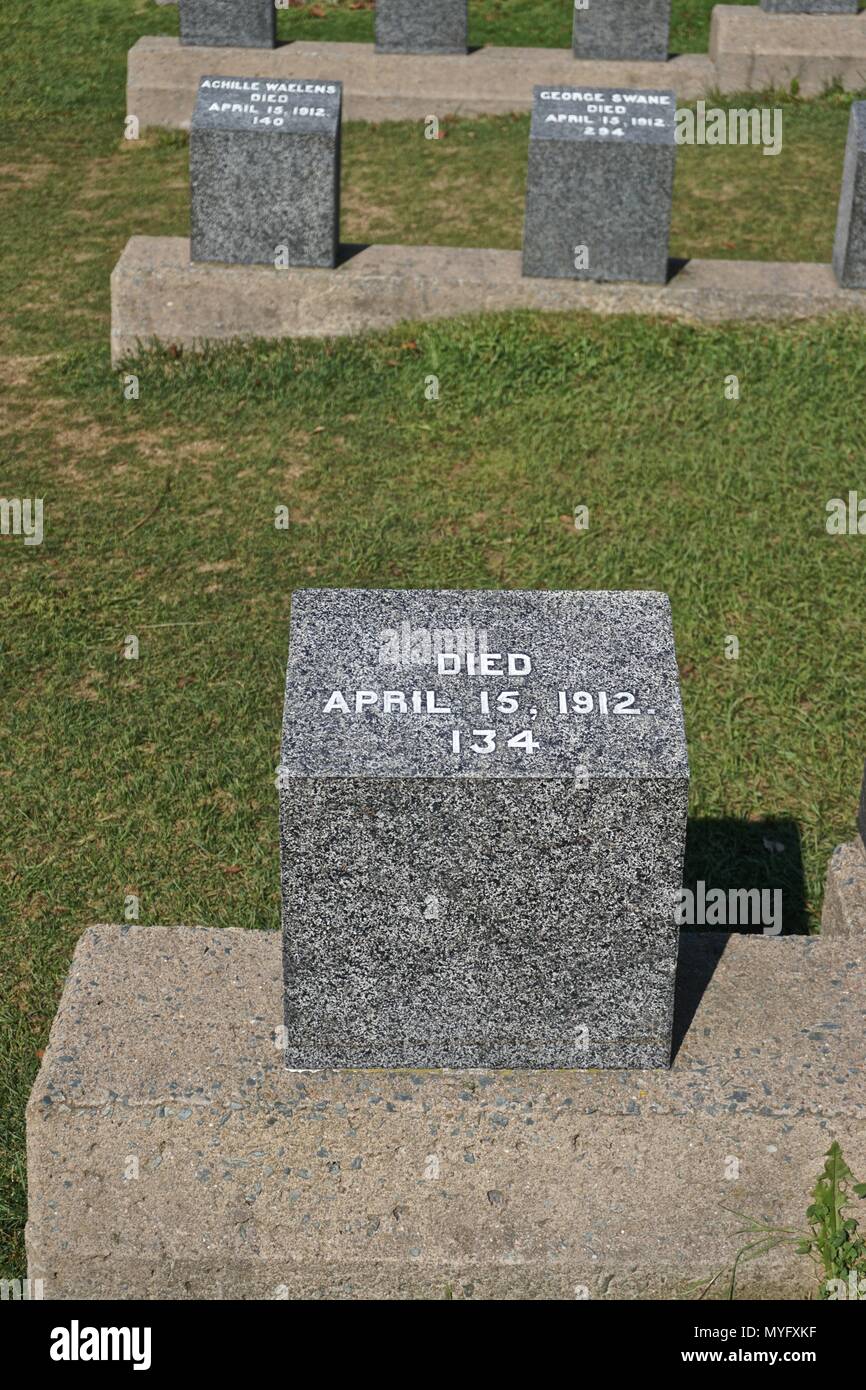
[319, 644, 660, 759]
[279, 590, 685, 781]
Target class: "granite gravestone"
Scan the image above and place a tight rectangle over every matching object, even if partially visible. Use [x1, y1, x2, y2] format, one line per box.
[179, 0, 276, 48]
[375, 0, 468, 54]
[522, 85, 676, 283]
[573, 1, 672, 63]
[833, 102, 866, 288]
[760, 2, 858, 13]
[279, 588, 689, 1070]
[190, 75, 341, 267]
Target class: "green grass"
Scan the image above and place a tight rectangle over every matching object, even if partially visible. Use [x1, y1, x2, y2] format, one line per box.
[1, 0, 866, 1281]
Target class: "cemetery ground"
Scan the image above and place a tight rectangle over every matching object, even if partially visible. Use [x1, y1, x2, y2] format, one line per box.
[1, 0, 865, 1286]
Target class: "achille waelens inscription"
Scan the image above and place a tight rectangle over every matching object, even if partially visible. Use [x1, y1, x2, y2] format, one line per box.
[190, 75, 341, 267]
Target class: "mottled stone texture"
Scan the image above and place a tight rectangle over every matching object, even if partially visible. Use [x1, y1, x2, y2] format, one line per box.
[375, 0, 468, 53]
[821, 841, 866, 935]
[523, 85, 676, 283]
[279, 588, 689, 1070]
[180, 0, 276, 48]
[190, 75, 341, 267]
[573, 0, 672, 62]
[833, 102, 866, 288]
[761, 2, 858, 12]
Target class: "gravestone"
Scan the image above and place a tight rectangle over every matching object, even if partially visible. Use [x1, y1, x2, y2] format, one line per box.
[179, 0, 276, 48]
[573, 1, 671, 62]
[833, 102, 866, 288]
[190, 75, 341, 268]
[375, 0, 468, 54]
[760, 2, 858, 13]
[859, 759, 866, 845]
[522, 85, 676, 283]
[279, 588, 689, 1070]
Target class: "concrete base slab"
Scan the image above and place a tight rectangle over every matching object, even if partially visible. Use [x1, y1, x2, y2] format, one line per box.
[821, 839, 866, 936]
[26, 924, 866, 1300]
[127, 11, 866, 131]
[110, 237, 866, 364]
[127, 37, 713, 130]
[711, 5, 866, 95]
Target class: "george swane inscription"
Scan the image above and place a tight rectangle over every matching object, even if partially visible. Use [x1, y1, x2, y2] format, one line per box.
[522, 85, 676, 284]
[534, 87, 675, 139]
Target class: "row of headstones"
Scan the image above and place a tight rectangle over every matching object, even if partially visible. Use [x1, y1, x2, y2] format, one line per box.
[191, 75, 866, 288]
[178, 1, 863, 61]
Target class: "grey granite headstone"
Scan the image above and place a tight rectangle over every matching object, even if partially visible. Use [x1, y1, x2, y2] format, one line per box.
[573, 1, 671, 62]
[375, 0, 468, 54]
[760, 2, 858, 13]
[189, 75, 341, 267]
[833, 102, 866, 288]
[179, 0, 276, 48]
[279, 588, 689, 1070]
[522, 84, 676, 284]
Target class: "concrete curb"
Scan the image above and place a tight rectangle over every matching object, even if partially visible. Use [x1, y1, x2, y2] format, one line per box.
[710, 5, 866, 96]
[821, 839, 866, 935]
[127, 9, 866, 131]
[110, 237, 866, 364]
[127, 38, 713, 130]
[26, 924, 866, 1299]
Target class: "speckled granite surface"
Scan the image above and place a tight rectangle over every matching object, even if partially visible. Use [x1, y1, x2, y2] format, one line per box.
[279, 590, 688, 1068]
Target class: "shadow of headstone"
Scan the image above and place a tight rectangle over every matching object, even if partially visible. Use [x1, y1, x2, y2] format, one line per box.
[670, 817, 807, 1061]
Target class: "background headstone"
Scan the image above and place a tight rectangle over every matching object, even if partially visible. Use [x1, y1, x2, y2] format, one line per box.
[522, 84, 676, 283]
[833, 101, 866, 288]
[573, 1, 672, 62]
[760, 2, 858, 13]
[190, 75, 341, 268]
[375, 0, 469, 54]
[179, 0, 276, 48]
[279, 588, 689, 1070]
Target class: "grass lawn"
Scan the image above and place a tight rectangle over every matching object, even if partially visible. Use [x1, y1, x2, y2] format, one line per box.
[1, 0, 865, 1281]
